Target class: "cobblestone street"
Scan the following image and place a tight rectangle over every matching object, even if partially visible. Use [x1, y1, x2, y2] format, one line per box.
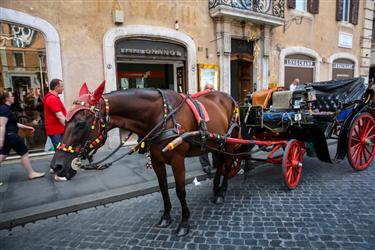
[1, 157, 375, 250]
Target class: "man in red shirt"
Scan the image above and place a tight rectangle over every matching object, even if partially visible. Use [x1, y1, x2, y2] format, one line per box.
[44, 79, 66, 150]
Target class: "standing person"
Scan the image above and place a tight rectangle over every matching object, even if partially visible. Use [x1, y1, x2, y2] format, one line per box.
[0, 89, 45, 184]
[44, 79, 66, 150]
[289, 78, 301, 91]
[199, 83, 214, 174]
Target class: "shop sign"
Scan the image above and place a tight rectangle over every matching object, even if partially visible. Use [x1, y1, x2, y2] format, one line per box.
[116, 39, 186, 60]
[120, 48, 182, 57]
[333, 63, 353, 69]
[285, 58, 315, 68]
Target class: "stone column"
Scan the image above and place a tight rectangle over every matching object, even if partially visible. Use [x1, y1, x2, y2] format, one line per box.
[360, 0, 374, 83]
[260, 26, 271, 90]
[215, 18, 231, 94]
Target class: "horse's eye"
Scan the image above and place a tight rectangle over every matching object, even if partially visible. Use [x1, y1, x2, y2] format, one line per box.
[76, 121, 86, 129]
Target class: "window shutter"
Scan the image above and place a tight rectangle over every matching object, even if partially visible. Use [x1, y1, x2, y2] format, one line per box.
[336, 0, 343, 21]
[350, 0, 359, 25]
[288, 0, 296, 9]
[307, 0, 319, 14]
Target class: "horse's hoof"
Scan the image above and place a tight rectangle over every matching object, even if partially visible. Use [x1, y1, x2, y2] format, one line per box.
[176, 222, 189, 237]
[155, 216, 172, 228]
[212, 196, 224, 204]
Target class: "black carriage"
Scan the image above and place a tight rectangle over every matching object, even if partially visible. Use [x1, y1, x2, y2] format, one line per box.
[239, 78, 375, 189]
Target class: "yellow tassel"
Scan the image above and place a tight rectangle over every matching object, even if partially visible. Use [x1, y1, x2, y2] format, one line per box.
[141, 142, 145, 148]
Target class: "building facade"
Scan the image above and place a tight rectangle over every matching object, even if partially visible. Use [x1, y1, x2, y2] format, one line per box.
[0, 0, 373, 151]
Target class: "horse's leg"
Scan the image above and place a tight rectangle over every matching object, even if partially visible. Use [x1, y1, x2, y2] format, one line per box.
[212, 153, 222, 195]
[151, 157, 172, 228]
[170, 155, 190, 236]
[219, 156, 233, 196]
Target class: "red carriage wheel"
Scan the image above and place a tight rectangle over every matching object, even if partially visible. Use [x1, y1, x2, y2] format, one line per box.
[282, 139, 305, 190]
[216, 158, 242, 177]
[347, 112, 375, 171]
[229, 158, 242, 177]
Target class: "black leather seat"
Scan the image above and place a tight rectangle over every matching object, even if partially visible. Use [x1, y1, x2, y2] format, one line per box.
[312, 78, 366, 112]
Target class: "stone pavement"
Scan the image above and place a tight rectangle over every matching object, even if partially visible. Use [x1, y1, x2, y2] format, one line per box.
[0, 148, 207, 230]
[0, 153, 374, 249]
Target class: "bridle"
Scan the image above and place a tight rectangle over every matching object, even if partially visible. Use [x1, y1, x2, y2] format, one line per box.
[56, 89, 189, 171]
[56, 96, 110, 161]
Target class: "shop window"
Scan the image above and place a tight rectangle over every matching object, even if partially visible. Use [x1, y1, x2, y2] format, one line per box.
[0, 22, 48, 153]
[14, 52, 24, 67]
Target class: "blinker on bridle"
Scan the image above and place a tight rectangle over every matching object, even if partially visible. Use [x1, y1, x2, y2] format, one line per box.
[57, 98, 110, 156]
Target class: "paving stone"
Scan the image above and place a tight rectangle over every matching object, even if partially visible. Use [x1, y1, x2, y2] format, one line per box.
[1, 160, 374, 249]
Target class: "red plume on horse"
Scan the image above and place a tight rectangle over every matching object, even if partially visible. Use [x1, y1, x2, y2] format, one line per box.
[51, 80, 246, 236]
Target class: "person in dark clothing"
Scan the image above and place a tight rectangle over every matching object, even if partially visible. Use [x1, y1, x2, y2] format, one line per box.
[0, 90, 45, 185]
[199, 83, 215, 174]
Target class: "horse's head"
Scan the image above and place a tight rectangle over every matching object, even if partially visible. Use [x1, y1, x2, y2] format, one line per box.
[52, 81, 108, 180]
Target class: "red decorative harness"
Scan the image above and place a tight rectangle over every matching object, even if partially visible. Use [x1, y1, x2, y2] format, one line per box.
[179, 89, 211, 124]
[57, 95, 110, 154]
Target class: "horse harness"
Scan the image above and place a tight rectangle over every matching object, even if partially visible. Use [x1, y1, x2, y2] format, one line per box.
[57, 88, 239, 170]
[56, 97, 110, 161]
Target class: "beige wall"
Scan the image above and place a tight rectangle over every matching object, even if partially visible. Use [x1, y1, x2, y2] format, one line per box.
[270, 1, 364, 84]
[0, 0, 217, 106]
[0, 0, 369, 103]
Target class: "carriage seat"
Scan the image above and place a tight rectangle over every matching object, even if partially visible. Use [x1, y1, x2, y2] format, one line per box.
[270, 90, 293, 110]
[251, 87, 279, 109]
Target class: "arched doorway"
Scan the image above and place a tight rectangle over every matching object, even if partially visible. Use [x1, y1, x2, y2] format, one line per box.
[332, 58, 355, 80]
[0, 21, 48, 152]
[284, 54, 315, 88]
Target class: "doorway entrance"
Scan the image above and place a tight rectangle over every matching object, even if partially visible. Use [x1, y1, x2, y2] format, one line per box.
[230, 39, 254, 104]
[231, 56, 253, 104]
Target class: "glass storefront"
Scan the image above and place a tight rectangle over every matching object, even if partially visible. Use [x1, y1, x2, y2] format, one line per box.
[0, 21, 48, 153]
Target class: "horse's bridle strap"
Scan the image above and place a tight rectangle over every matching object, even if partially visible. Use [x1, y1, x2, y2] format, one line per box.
[57, 97, 110, 155]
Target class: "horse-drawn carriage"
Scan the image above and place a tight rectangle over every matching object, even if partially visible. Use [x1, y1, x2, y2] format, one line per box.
[51, 77, 374, 236]
[236, 78, 374, 189]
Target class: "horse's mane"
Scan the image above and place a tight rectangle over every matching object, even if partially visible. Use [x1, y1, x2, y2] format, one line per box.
[105, 87, 167, 96]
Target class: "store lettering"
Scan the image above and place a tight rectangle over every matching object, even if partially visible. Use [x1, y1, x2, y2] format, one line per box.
[333, 63, 353, 69]
[120, 48, 182, 57]
[285, 58, 315, 68]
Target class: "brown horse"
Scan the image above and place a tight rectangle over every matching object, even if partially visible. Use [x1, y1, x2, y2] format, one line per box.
[52, 81, 242, 236]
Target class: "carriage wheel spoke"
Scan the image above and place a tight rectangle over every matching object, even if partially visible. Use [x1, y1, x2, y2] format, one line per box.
[351, 145, 361, 160]
[364, 124, 375, 138]
[351, 142, 361, 149]
[364, 145, 372, 156]
[355, 147, 361, 166]
[354, 125, 360, 138]
[362, 147, 368, 165]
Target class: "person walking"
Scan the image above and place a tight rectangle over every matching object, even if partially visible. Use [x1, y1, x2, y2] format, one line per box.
[199, 83, 214, 174]
[0, 89, 45, 184]
[44, 79, 66, 150]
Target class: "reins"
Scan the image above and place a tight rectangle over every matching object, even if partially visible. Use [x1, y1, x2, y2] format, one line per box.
[81, 92, 188, 170]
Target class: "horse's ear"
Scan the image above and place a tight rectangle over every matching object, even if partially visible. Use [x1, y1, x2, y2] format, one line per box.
[92, 80, 106, 104]
[79, 82, 89, 97]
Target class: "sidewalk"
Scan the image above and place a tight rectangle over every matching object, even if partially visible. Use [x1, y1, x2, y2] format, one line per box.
[0, 148, 208, 230]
